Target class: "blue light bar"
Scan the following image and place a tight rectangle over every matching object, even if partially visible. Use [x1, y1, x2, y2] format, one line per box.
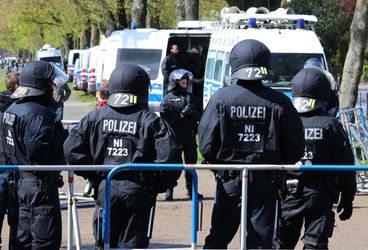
[248, 18, 257, 28]
[296, 18, 305, 29]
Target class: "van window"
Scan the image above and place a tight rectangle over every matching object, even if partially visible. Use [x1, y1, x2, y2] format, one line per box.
[39, 56, 62, 69]
[224, 52, 230, 78]
[205, 50, 216, 80]
[214, 51, 225, 82]
[72, 54, 79, 64]
[267, 53, 325, 86]
[116, 48, 162, 79]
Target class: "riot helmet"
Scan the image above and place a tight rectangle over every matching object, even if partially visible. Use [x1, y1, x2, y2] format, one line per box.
[303, 58, 324, 69]
[11, 61, 68, 99]
[107, 63, 150, 108]
[168, 69, 193, 92]
[303, 58, 339, 116]
[291, 67, 331, 113]
[230, 39, 273, 81]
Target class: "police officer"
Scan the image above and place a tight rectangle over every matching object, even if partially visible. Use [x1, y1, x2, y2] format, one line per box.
[303, 58, 340, 117]
[198, 39, 305, 249]
[161, 44, 184, 95]
[277, 67, 356, 249]
[160, 69, 203, 200]
[64, 63, 181, 249]
[2, 61, 68, 249]
[0, 72, 19, 249]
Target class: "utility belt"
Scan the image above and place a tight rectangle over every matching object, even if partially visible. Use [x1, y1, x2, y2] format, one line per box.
[218, 171, 274, 197]
[19, 171, 64, 188]
[286, 177, 339, 202]
[110, 171, 151, 183]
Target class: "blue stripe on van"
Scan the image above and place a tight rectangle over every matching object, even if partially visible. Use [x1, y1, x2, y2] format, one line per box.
[148, 93, 162, 102]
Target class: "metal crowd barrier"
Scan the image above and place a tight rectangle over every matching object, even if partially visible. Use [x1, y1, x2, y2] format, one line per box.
[1, 164, 364, 250]
[339, 107, 368, 192]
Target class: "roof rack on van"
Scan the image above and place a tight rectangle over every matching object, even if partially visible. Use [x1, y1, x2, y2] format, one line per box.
[177, 21, 216, 30]
[220, 6, 318, 30]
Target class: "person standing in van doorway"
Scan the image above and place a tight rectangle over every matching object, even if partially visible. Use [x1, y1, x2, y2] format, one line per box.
[198, 39, 305, 249]
[160, 69, 203, 201]
[161, 44, 184, 96]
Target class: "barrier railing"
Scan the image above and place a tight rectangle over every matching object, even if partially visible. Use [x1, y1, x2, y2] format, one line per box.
[1, 164, 364, 250]
[339, 108, 368, 192]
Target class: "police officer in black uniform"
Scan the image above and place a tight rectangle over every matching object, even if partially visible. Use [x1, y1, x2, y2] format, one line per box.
[2, 61, 68, 250]
[161, 44, 184, 95]
[0, 72, 19, 250]
[64, 63, 181, 249]
[277, 67, 356, 249]
[198, 39, 305, 249]
[160, 69, 202, 200]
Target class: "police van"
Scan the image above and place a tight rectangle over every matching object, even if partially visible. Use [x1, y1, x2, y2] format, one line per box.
[99, 26, 212, 112]
[72, 49, 90, 91]
[203, 6, 328, 108]
[67, 49, 82, 80]
[36, 44, 64, 71]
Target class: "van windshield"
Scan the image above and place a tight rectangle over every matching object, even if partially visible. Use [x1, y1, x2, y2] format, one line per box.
[116, 48, 162, 80]
[263, 53, 326, 87]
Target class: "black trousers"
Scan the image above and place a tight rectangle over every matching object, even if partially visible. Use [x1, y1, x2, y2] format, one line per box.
[278, 183, 335, 249]
[94, 179, 151, 249]
[17, 175, 61, 250]
[204, 173, 277, 249]
[168, 134, 197, 192]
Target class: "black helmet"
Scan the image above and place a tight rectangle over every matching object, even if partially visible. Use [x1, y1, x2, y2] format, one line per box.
[291, 67, 331, 113]
[303, 58, 324, 69]
[168, 69, 193, 92]
[11, 61, 68, 99]
[230, 39, 273, 81]
[107, 63, 150, 108]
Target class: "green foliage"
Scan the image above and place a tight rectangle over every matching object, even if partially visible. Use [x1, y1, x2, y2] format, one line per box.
[291, 0, 353, 67]
[0, 70, 6, 92]
[200, 0, 229, 21]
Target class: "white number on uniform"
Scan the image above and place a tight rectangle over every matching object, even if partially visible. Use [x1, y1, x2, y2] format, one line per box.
[302, 151, 313, 160]
[107, 147, 129, 157]
[238, 133, 261, 142]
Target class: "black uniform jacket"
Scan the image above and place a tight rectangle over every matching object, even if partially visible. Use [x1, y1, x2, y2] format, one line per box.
[291, 112, 356, 202]
[3, 98, 66, 169]
[198, 81, 305, 164]
[63, 105, 182, 188]
[160, 90, 201, 136]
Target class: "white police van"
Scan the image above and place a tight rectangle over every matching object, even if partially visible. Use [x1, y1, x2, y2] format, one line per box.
[99, 26, 212, 111]
[203, 6, 328, 108]
[36, 44, 64, 71]
[72, 49, 91, 91]
[67, 49, 82, 79]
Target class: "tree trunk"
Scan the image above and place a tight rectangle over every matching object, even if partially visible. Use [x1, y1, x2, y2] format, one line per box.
[90, 23, 100, 47]
[339, 0, 368, 108]
[185, 0, 199, 20]
[116, 0, 128, 29]
[176, 0, 185, 23]
[131, 0, 147, 28]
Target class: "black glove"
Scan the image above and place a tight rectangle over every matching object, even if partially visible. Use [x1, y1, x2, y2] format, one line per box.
[337, 199, 353, 221]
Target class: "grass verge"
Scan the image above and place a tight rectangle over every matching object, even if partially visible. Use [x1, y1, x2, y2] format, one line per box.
[68, 82, 96, 105]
